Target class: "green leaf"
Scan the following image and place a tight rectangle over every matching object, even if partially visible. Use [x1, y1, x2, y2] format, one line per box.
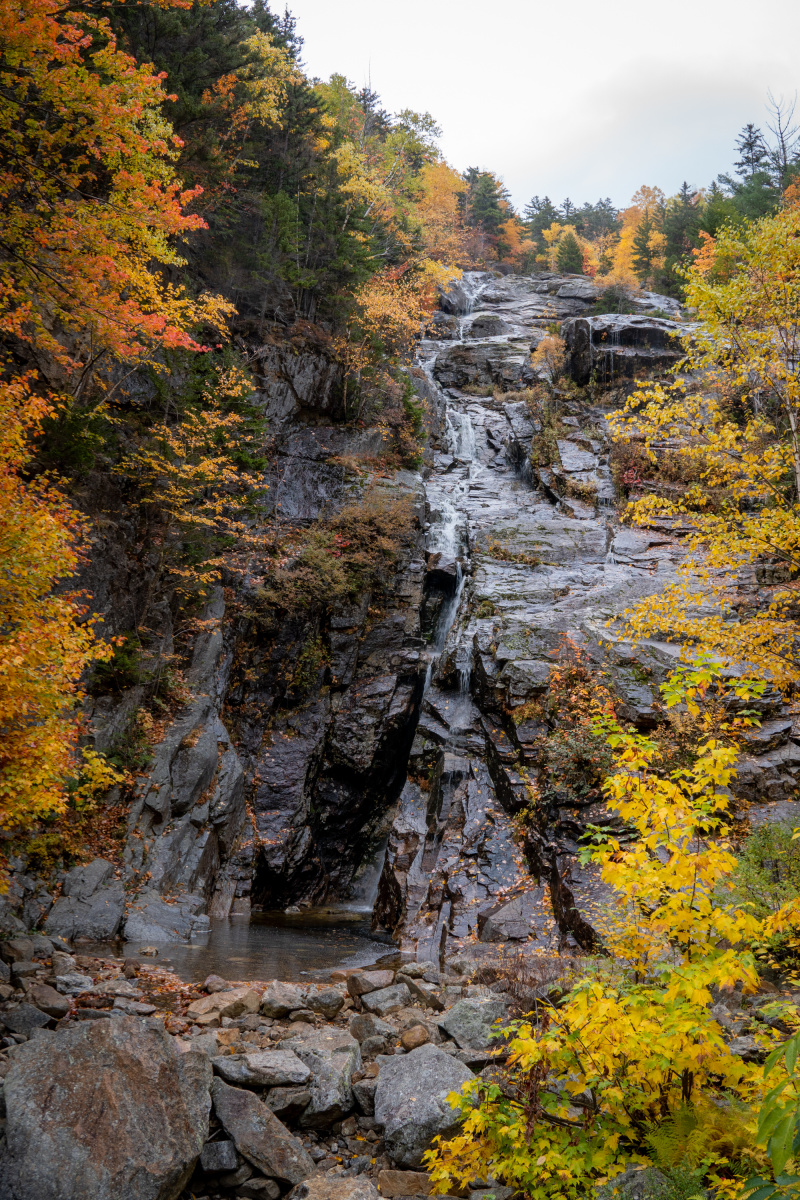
[769, 1111, 798, 1176]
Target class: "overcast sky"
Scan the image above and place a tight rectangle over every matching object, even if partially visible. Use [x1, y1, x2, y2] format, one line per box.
[283, 0, 800, 211]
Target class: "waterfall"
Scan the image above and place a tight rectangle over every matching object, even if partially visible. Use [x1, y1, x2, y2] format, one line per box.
[446, 410, 476, 461]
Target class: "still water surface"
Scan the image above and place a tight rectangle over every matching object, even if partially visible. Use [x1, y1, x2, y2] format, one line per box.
[94, 910, 395, 984]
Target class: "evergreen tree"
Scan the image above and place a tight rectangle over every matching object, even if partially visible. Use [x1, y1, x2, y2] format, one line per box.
[631, 211, 656, 286]
[661, 182, 702, 295]
[465, 169, 510, 235]
[556, 230, 584, 274]
[523, 195, 561, 248]
[733, 123, 769, 179]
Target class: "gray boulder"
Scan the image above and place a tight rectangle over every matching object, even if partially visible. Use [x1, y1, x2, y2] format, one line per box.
[260, 981, 306, 1018]
[352, 1076, 378, 1115]
[287, 1179, 380, 1200]
[45, 859, 125, 941]
[361, 982, 411, 1016]
[0, 1016, 211, 1200]
[212, 1050, 311, 1088]
[374, 1043, 474, 1167]
[287, 1027, 361, 1128]
[304, 986, 345, 1019]
[348, 1013, 395, 1043]
[1, 1004, 51, 1038]
[211, 1079, 313, 1185]
[438, 998, 507, 1050]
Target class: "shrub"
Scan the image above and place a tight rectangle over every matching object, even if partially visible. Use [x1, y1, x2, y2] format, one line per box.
[255, 488, 415, 616]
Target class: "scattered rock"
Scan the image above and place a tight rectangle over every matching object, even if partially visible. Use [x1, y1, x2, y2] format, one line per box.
[377, 1169, 433, 1196]
[352, 1076, 378, 1115]
[305, 986, 345, 1019]
[0, 1015, 211, 1200]
[0, 938, 34, 963]
[26, 984, 70, 1019]
[438, 998, 507, 1050]
[1, 1004, 52, 1038]
[400, 1024, 430, 1051]
[374, 1044, 474, 1167]
[186, 987, 260, 1022]
[55, 973, 94, 996]
[199, 1140, 238, 1173]
[349, 1013, 395, 1043]
[397, 976, 444, 1011]
[265, 1087, 311, 1122]
[347, 970, 395, 998]
[361, 982, 411, 1016]
[287, 1178, 380, 1200]
[211, 1078, 314, 1185]
[287, 1027, 361, 1128]
[203, 974, 229, 994]
[212, 1050, 311, 1088]
[260, 982, 306, 1018]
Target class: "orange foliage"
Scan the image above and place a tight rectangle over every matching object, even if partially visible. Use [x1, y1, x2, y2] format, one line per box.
[0, 0, 232, 850]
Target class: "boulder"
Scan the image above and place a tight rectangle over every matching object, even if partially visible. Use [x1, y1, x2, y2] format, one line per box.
[287, 1179, 380, 1200]
[260, 981, 306, 1018]
[377, 1170, 433, 1196]
[352, 1076, 378, 1115]
[186, 987, 260, 1022]
[374, 1044, 474, 1168]
[400, 1025, 430, 1051]
[211, 1079, 314, 1186]
[438, 998, 507, 1050]
[349, 1013, 396, 1043]
[0, 938, 34, 963]
[346, 969, 395, 998]
[1, 1003, 51, 1038]
[265, 1087, 312, 1122]
[199, 1141, 238, 1173]
[212, 1050, 311, 1088]
[361, 982, 411, 1016]
[56, 972, 94, 995]
[0, 1016, 211, 1200]
[397, 976, 444, 1011]
[26, 983, 70, 1019]
[45, 859, 125, 942]
[287, 1027, 361, 1128]
[305, 986, 345, 1019]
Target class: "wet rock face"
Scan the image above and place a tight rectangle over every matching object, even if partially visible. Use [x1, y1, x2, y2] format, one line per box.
[45, 859, 125, 941]
[0, 1017, 211, 1200]
[562, 313, 685, 386]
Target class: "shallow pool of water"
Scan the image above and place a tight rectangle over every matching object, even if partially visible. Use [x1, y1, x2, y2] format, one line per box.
[89, 910, 396, 984]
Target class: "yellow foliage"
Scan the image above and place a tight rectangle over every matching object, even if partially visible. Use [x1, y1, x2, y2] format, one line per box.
[0, 376, 112, 861]
[425, 669, 791, 1200]
[609, 203, 800, 687]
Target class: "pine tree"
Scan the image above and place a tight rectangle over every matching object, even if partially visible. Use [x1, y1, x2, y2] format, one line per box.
[631, 211, 656, 285]
[734, 123, 769, 179]
[556, 230, 584, 274]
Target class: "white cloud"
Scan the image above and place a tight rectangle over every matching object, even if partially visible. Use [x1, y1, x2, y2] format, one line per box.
[283, 0, 800, 208]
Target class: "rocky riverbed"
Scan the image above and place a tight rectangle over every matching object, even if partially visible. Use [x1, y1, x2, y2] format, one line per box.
[0, 934, 789, 1200]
